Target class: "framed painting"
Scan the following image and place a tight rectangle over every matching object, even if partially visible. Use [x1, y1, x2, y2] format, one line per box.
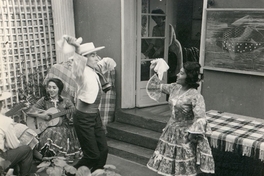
[203, 9, 264, 76]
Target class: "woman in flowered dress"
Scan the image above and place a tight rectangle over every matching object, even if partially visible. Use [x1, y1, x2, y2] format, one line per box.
[146, 61, 215, 175]
[28, 78, 81, 161]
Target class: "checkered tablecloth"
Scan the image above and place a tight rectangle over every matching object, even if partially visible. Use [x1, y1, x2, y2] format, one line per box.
[206, 111, 264, 161]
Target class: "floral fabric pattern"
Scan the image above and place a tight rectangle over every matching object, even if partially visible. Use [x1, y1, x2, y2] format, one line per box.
[147, 83, 215, 176]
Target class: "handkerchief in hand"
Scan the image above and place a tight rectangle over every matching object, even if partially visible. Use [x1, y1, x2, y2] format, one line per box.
[150, 58, 169, 80]
[97, 57, 117, 74]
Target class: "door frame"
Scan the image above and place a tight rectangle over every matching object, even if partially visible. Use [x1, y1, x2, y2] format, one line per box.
[121, 0, 177, 108]
[135, 0, 170, 107]
[121, 0, 137, 108]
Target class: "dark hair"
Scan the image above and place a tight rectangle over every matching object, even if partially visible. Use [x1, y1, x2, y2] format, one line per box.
[151, 9, 166, 20]
[44, 78, 64, 102]
[183, 62, 203, 89]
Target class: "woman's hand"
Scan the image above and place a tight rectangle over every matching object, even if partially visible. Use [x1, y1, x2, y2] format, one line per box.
[36, 112, 51, 121]
[188, 133, 203, 143]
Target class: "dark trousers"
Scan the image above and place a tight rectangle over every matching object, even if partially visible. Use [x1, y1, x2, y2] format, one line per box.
[73, 109, 108, 172]
[3, 145, 33, 176]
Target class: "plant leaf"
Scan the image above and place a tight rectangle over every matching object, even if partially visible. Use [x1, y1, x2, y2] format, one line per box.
[37, 161, 51, 168]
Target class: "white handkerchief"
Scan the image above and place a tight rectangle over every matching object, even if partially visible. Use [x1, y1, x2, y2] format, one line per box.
[57, 37, 75, 54]
[150, 58, 169, 80]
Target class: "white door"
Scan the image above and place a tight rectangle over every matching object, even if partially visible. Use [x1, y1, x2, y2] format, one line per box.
[136, 0, 170, 107]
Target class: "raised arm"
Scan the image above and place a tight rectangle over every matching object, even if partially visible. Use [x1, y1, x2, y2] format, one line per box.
[62, 35, 86, 84]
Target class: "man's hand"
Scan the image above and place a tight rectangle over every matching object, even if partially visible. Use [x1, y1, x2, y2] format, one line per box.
[103, 57, 116, 71]
[97, 57, 116, 73]
[62, 35, 82, 54]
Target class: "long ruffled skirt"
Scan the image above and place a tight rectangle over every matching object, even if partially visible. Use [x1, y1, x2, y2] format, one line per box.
[39, 125, 81, 162]
[147, 122, 214, 176]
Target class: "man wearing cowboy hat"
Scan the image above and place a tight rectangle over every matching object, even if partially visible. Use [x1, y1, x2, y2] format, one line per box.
[62, 35, 116, 172]
[0, 92, 34, 176]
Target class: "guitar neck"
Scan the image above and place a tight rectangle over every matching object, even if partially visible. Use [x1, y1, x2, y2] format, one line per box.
[5, 103, 26, 116]
[51, 108, 75, 119]
[5, 95, 37, 117]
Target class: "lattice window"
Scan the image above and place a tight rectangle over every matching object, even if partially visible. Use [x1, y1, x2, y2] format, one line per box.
[0, 0, 56, 107]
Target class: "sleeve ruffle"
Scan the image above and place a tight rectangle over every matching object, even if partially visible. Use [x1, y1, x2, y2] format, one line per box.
[187, 93, 215, 173]
[146, 74, 162, 102]
[187, 118, 212, 136]
[187, 93, 212, 135]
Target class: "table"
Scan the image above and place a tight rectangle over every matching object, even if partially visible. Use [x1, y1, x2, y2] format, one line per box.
[206, 110, 264, 161]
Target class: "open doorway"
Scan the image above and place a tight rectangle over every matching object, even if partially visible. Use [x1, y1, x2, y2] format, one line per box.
[136, 0, 171, 107]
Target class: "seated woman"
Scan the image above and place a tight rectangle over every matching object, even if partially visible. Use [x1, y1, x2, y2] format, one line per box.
[27, 78, 80, 161]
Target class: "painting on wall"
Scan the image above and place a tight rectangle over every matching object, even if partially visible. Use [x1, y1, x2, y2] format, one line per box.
[204, 9, 264, 75]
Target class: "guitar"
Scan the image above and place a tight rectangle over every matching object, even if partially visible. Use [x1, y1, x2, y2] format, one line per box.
[5, 95, 37, 117]
[26, 107, 75, 134]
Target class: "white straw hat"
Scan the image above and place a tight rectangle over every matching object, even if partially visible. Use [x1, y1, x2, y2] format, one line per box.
[79, 42, 105, 56]
[0, 92, 12, 101]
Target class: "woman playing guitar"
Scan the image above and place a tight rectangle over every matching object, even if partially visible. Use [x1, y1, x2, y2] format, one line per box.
[27, 78, 80, 161]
